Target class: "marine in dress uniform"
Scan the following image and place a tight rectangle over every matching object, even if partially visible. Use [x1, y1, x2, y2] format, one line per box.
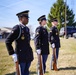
[5, 10, 33, 75]
[49, 18, 60, 71]
[34, 15, 49, 73]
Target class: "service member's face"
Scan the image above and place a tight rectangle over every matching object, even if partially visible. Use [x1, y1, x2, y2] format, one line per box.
[20, 17, 29, 25]
[41, 20, 47, 26]
[55, 21, 58, 26]
[52, 21, 58, 26]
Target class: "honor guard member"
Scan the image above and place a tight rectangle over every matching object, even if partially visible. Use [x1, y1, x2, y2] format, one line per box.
[50, 18, 60, 71]
[5, 10, 34, 75]
[34, 15, 49, 73]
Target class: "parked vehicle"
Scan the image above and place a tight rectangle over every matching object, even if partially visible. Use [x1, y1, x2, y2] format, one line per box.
[73, 33, 76, 39]
[59, 26, 76, 38]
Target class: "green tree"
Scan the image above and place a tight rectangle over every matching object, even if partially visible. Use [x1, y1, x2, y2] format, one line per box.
[47, 0, 76, 30]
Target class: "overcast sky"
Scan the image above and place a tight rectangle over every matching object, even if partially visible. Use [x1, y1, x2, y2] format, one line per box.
[0, 0, 76, 31]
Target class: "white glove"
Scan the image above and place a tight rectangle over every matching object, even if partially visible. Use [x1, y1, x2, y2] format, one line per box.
[51, 43, 55, 48]
[36, 49, 41, 54]
[12, 54, 17, 63]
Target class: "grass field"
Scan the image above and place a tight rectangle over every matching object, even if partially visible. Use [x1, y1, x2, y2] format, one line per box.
[0, 38, 76, 75]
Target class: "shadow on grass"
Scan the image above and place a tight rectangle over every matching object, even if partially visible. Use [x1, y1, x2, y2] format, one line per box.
[45, 71, 49, 73]
[5, 71, 37, 75]
[59, 67, 76, 70]
[30, 71, 49, 75]
[5, 72, 15, 75]
[30, 71, 36, 75]
[5, 71, 49, 75]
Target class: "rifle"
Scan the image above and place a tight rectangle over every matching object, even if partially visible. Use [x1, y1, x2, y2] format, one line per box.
[37, 54, 44, 75]
[53, 48, 58, 71]
[15, 61, 20, 75]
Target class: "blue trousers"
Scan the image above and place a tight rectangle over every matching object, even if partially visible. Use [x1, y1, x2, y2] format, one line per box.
[42, 55, 48, 73]
[19, 62, 31, 75]
[51, 48, 59, 69]
[52, 48, 59, 61]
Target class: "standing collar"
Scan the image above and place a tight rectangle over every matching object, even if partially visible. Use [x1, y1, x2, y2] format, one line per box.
[20, 23, 26, 27]
[40, 25, 46, 28]
[52, 25, 57, 28]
